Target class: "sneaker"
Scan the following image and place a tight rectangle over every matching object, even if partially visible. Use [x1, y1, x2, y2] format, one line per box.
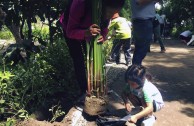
[160, 49, 166, 53]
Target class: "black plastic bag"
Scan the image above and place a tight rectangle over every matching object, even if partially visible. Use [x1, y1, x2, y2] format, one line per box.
[96, 116, 126, 126]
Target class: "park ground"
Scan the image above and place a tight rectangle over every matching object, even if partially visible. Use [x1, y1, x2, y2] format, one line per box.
[108, 38, 194, 126]
[2, 38, 194, 126]
[145, 39, 194, 126]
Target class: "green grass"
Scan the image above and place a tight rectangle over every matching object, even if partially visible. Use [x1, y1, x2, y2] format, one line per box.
[0, 19, 49, 41]
[22, 23, 49, 40]
[0, 27, 14, 40]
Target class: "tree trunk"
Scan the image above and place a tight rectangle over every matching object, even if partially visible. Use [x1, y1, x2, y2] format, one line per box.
[7, 24, 23, 44]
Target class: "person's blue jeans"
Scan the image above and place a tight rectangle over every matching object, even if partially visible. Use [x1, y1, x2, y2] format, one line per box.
[110, 38, 131, 64]
[132, 19, 153, 65]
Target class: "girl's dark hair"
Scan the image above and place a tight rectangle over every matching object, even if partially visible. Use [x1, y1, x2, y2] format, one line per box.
[125, 65, 146, 87]
[104, 0, 125, 9]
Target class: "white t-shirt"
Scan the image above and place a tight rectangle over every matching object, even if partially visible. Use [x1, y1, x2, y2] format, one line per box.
[143, 79, 164, 104]
[180, 30, 192, 37]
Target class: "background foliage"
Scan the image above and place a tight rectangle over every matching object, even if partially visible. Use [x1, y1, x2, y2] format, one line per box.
[162, 0, 194, 37]
[0, 39, 78, 124]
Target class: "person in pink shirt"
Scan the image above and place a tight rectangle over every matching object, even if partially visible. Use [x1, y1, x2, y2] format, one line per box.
[60, 0, 125, 98]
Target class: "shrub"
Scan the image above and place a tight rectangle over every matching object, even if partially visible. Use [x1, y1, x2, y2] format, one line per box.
[103, 40, 113, 60]
[0, 26, 14, 40]
[12, 39, 78, 111]
[0, 39, 78, 122]
[0, 67, 28, 122]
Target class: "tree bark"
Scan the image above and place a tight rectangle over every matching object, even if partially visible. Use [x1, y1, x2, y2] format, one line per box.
[7, 24, 23, 44]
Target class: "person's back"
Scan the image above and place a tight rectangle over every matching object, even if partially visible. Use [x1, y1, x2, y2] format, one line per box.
[155, 14, 163, 24]
[180, 30, 192, 37]
[180, 30, 193, 43]
[143, 79, 164, 106]
[109, 17, 131, 39]
[160, 14, 166, 36]
[130, 0, 156, 20]
[160, 14, 165, 24]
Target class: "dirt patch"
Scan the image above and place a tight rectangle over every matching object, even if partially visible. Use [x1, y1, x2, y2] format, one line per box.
[15, 118, 63, 126]
[84, 96, 107, 116]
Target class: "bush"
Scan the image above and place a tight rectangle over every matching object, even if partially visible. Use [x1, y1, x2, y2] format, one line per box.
[22, 22, 50, 41]
[0, 26, 14, 40]
[13, 39, 78, 109]
[0, 68, 28, 122]
[0, 38, 79, 122]
[103, 40, 113, 60]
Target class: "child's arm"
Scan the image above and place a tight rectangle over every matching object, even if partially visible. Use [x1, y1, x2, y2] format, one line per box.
[129, 102, 153, 123]
[121, 86, 133, 112]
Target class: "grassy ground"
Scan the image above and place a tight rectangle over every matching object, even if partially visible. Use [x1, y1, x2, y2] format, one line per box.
[0, 26, 14, 40]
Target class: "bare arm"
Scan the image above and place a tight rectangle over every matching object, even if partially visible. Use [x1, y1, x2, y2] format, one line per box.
[129, 102, 153, 123]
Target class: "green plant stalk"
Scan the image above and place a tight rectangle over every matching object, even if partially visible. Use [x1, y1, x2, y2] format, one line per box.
[86, 42, 93, 95]
[86, 0, 106, 97]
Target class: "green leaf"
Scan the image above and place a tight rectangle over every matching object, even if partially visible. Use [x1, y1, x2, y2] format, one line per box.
[0, 100, 5, 104]
[0, 71, 15, 81]
[0, 108, 5, 113]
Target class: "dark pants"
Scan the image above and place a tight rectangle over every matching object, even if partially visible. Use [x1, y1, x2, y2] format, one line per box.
[153, 24, 165, 50]
[110, 38, 131, 63]
[132, 19, 153, 65]
[160, 24, 165, 36]
[65, 37, 87, 94]
[179, 35, 192, 42]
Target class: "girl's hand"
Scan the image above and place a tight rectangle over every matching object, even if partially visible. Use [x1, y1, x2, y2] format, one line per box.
[129, 115, 138, 123]
[85, 24, 101, 38]
[125, 103, 132, 112]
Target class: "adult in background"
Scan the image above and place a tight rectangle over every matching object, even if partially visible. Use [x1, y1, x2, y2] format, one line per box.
[151, 13, 166, 53]
[160, 14, 166, 36]
[130, 0, 162, 65]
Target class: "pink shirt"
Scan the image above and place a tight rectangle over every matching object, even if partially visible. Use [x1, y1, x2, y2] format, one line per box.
[60, 0, 108, 41]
